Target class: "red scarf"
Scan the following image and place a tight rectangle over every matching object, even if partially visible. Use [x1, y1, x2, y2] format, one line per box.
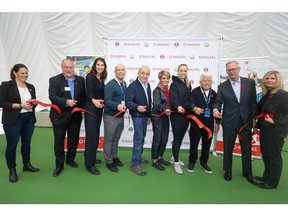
[159, 83, 171, 108]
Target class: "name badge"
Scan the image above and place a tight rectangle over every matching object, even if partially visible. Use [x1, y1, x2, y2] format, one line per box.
[64, 87, 71, 91]
[204, 108, 211, 118]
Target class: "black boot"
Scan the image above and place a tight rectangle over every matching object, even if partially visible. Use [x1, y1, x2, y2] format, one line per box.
[9, 168, 18, 183]
[23, 162, 40, 172]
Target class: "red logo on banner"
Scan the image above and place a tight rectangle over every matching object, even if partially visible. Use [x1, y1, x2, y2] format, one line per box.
[160, 54, 165, 59]
[115, 42, 120, 47]
[174, 42, 179, 47]
[64, 136, 104, 151]
[204, 67, 209, 72]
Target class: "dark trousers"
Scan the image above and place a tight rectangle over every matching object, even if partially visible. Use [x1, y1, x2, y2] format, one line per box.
[170, 114, 189, 162]
[3, 112, 35, 168]
[151, 115, 169, 160]
[52, 116, 81, 168]
[222, 124, 252, 174]
[260, 129, 286, 186]
[84, 104, 103, 168]
[189, 121, 213, 164]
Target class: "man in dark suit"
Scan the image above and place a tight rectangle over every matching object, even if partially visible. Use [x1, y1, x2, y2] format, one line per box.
[49, 59, 86, 177]
[213, 60, 257, 185]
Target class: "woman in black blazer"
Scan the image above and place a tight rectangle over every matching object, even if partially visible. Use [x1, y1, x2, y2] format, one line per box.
[256, 71, 288, 189]
[0, 64, 39, 183]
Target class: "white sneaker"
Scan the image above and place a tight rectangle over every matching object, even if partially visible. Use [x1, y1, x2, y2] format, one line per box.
[170, 156, 185, 166]
[174, 162, 183, 175]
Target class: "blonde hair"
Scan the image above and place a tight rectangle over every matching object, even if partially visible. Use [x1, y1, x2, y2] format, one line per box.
[177, 64, 189, 88]
[158, 70, 170, 80]
[261, 70, 284, 95]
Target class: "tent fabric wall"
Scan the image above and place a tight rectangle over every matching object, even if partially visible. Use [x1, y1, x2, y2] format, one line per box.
[1, 12, 288, 103]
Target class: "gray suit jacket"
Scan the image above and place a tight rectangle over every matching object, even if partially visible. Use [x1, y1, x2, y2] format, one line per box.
[213, 77, 257, 130]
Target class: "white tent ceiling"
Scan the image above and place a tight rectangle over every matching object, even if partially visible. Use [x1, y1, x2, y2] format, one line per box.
[1, 12, 288, 102]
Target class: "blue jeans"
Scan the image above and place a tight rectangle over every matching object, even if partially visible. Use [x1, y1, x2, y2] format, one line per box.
[3, 112, 35, 168]
[131, 117, 148, 166]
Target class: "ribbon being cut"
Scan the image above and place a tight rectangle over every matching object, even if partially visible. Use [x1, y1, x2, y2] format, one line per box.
[186, 114, 212, 139]
[238, 113, 274, 141]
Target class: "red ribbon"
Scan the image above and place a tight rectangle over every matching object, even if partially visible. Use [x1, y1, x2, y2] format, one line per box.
[112, 110, 126, 119]
[28, 99, 61, 117]
[158, 109, 174, 117]
[71, 107, 102, 120]
[186, 114, 212, 139]
[238, 113, 274, 141]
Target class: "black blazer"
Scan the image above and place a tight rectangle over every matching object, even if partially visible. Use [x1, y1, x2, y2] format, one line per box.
[257, 89, 288, 133]
[0, 80, 36, 125]
[49, 73, 86, 126]
[189, 86, 218, 128]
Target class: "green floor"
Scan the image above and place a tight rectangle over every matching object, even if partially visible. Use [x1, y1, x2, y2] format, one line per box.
[0, 127, 288, 204]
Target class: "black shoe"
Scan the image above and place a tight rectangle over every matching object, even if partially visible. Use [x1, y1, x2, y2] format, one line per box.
[66, 161, 78, 168]
[257, 182, 277, 189]
[95, 159, 102, 164]
[9, 168, 18, 183]
[200, 163, 213, 174]
[152, 161, 165, 171]
[53, 167, 63, 177]
[158, 158, 170, 166]
[140, 157, 148, 164]
[243, 173, 258, 185]
[187, 162, 195, 173]
[23, 162, 40, 172]
[113, 158, 124, 167]
[106, 163, 119, 172]
[86, 166, 100, 175]
[224, 170, 232, 181]
[255, 176, 266, 182]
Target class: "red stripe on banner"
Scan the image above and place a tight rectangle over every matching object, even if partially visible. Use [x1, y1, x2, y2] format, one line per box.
[186, 114, 212, 139]
[71, 107, 102, 120]
[28, 99, 61, 117]
[238, 113, 274, 141]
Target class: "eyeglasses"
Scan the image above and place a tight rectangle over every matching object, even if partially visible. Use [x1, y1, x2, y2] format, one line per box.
[226, 67, 239, 72]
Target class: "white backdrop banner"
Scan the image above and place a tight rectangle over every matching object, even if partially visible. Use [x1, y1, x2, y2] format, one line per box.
[106, 38, 220, 150]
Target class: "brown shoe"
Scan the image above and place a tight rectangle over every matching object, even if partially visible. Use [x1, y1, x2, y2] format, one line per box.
[140, 157, 148, 164]
[130, 165, 147, 176]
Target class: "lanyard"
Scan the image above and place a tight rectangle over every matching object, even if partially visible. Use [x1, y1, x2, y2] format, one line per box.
[116, 79, 126, 100]
[201, 88, 211, 108]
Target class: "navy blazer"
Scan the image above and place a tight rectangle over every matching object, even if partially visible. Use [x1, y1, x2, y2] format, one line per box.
[213, 77, 257, 129]
[0, 80, 36, 125]
[49, 73, 86, 126]
[125, 78, 151, 117]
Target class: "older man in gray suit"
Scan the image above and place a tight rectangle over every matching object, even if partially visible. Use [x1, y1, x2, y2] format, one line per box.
[213, 60, 257, 185]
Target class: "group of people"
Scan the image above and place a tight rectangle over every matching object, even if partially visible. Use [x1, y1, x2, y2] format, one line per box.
[0, 59, 287, 190]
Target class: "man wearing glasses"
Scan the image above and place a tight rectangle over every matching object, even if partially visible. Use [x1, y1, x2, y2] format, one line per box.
[213, 60, 257, 185]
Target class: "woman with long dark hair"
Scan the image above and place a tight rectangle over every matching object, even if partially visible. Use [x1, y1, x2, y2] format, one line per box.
[84, 57, 107, 175]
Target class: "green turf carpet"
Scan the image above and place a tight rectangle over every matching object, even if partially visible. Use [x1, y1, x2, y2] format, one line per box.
[0, 127, 288, 204]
